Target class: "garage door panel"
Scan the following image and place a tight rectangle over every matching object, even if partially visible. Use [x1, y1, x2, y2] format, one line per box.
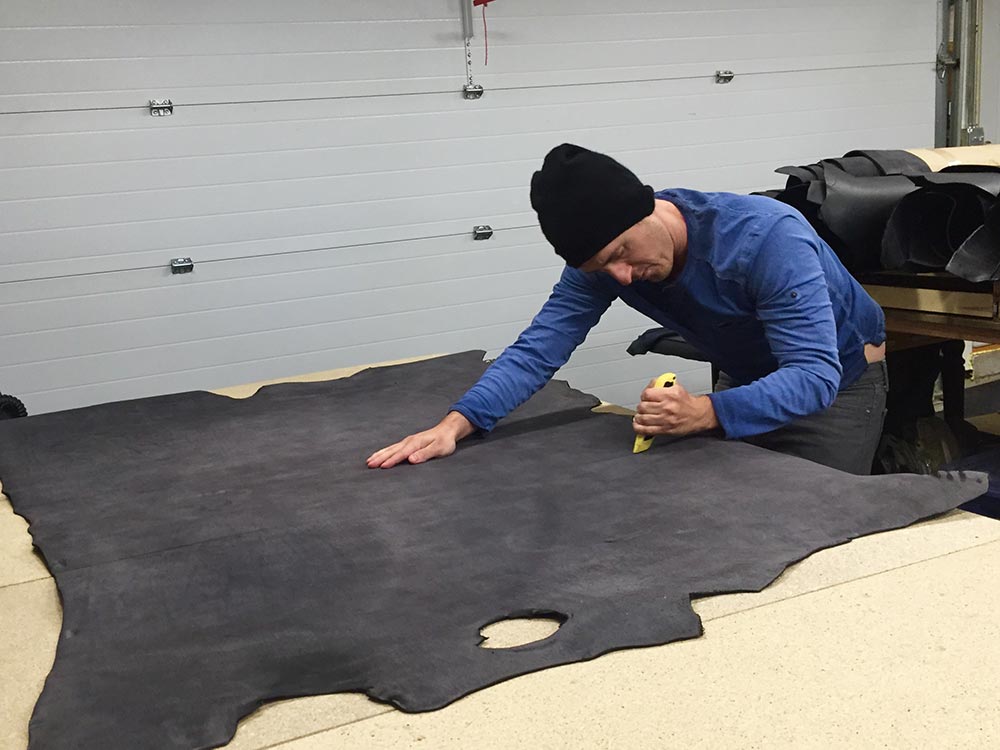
[0, 226, 551, 306]
[0, 2, 937, 413]
[13, 321, 524, 416]
[1, 79, 468, 116]
[2, 269, 645, 374]
[476, 29, 929, 76]
[1, 245, 561, 346]
[489, 0, 900, 15]
[0, 63, 927, 170]
[3, 274, 556, 366]
[479, 53, 932, 91]
[1, 49, 462, 98]
[0, 63, 929, 141]
[0, 294, 561, 393]
[488, 5, 917, 42]
[0, 1, 460, 111]
[2, 91, 928, 272]
[0, 70, 930, 202]
[475, 0, 933, 89]
[2, 21, 460, 62]
[1, 189, 530, 268]
[0, 213, 540, 284]
[2, 0, 455, 26]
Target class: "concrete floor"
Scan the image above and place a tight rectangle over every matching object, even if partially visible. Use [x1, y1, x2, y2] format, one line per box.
[2, 361, 1000, 749]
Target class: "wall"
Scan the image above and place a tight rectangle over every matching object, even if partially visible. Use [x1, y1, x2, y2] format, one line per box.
[0, 1, 939, 414]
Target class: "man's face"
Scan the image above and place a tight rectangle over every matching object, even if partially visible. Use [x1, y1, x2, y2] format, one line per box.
[578, 213, 675, 285]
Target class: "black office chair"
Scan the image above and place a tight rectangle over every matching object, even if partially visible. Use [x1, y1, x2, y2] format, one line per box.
[0, 392, 27, 419]
[627, 327, 720, 388]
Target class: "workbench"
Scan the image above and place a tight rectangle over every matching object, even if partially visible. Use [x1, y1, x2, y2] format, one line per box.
[2, 360, 999, 750]
[862, 271, 1000, 343]
[862, 271, 1000, 430]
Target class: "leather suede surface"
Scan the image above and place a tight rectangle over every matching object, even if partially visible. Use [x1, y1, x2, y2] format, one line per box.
[0, 352, 987, 749]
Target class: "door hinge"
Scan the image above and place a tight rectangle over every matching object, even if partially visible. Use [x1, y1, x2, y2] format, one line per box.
[149, 99, 174, 117]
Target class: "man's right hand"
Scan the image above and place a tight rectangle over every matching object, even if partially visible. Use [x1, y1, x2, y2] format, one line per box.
[366, 411, 476, 469]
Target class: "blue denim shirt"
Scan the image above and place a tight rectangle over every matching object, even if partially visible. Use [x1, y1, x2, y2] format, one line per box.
[451, 189, 886, 439]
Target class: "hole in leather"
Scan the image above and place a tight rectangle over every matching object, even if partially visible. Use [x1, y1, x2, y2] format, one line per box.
[478, 612, 565, 649]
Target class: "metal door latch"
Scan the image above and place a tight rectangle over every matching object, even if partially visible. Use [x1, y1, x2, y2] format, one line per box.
[473, 225, 493, 240]
[149, 99, 174, 116]
[965, 125, 986, 146]
[936, 50, 959, 81]
[170, 257, 194, 274]
[715, 70, 735, 84]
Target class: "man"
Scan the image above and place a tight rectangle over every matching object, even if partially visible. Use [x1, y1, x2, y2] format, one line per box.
[368, 144, 888, 474]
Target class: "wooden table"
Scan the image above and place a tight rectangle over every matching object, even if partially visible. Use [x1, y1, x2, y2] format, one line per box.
[862, 271, 1000, 426]
[862, 271, 1000, 344]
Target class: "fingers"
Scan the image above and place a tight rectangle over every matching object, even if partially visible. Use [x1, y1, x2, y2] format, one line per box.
[366, 442, 400, 464]
[367, 444, 410, 469]
[635, 400, 657, 414]
[632, 414, 658, 436]
[640, 380, 688, 403]
[403, 440, 454, 466]
[408, 448, 432, 465]
[367, 435, 429, 469]
[367, 430, 456, 469]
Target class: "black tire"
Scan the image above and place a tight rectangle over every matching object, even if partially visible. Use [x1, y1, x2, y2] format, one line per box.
[0, 394, 28, 419]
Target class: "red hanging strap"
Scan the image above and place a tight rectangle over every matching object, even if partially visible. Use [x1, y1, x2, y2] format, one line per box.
[472, 0, 496, 66]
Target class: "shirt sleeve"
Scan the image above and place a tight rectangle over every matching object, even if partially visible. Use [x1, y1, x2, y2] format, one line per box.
[450, 266, 615, 432]
[708, 216, 843, 439]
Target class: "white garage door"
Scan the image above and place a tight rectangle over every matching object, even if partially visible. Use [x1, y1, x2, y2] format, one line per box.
[0, 1, 936, 415]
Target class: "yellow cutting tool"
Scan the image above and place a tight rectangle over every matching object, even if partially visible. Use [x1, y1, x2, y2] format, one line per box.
[632, 372, 676, 454]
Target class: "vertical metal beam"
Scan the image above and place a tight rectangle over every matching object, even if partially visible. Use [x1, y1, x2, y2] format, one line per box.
[935, 0, 951, 147]
[954, 0, 971, 142]
[461, 0, 475, 39]
[971, 0, 984, 132]
[459, 0, 483, 99]
[950, 0, 982, 145]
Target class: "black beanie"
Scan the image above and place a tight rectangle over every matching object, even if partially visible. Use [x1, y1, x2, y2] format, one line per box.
[530, 143, 655, 267]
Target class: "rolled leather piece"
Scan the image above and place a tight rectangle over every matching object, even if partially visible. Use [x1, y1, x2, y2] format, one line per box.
[818, 167, 918, 272]
[806, 178, 827, 205]
[751, 188, 784, 200]
[882, 183, 997, 272]
[915, 169, 1000, 196]
[818, 155, 882, 178]
[843, 149, 932, 176]
[770, 181, 813, 213]
[776, 164, 822, 186]
[945, 200, 1000, 282]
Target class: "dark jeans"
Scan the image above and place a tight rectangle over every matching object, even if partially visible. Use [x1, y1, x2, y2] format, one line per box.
[715, 360, 889, 475]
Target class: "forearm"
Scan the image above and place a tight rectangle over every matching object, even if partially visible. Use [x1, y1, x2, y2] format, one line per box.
[450, 267, 613, 431]
[709, 364, 838, 439]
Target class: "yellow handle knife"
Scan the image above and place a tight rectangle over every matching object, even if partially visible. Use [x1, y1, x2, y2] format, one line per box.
[632, 372, 676, 454]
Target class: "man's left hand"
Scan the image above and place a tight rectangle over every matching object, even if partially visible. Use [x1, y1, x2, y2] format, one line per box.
[633, 378, 720, 436]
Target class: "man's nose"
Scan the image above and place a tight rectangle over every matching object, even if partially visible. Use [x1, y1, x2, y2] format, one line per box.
[608, 262, 632, 285]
